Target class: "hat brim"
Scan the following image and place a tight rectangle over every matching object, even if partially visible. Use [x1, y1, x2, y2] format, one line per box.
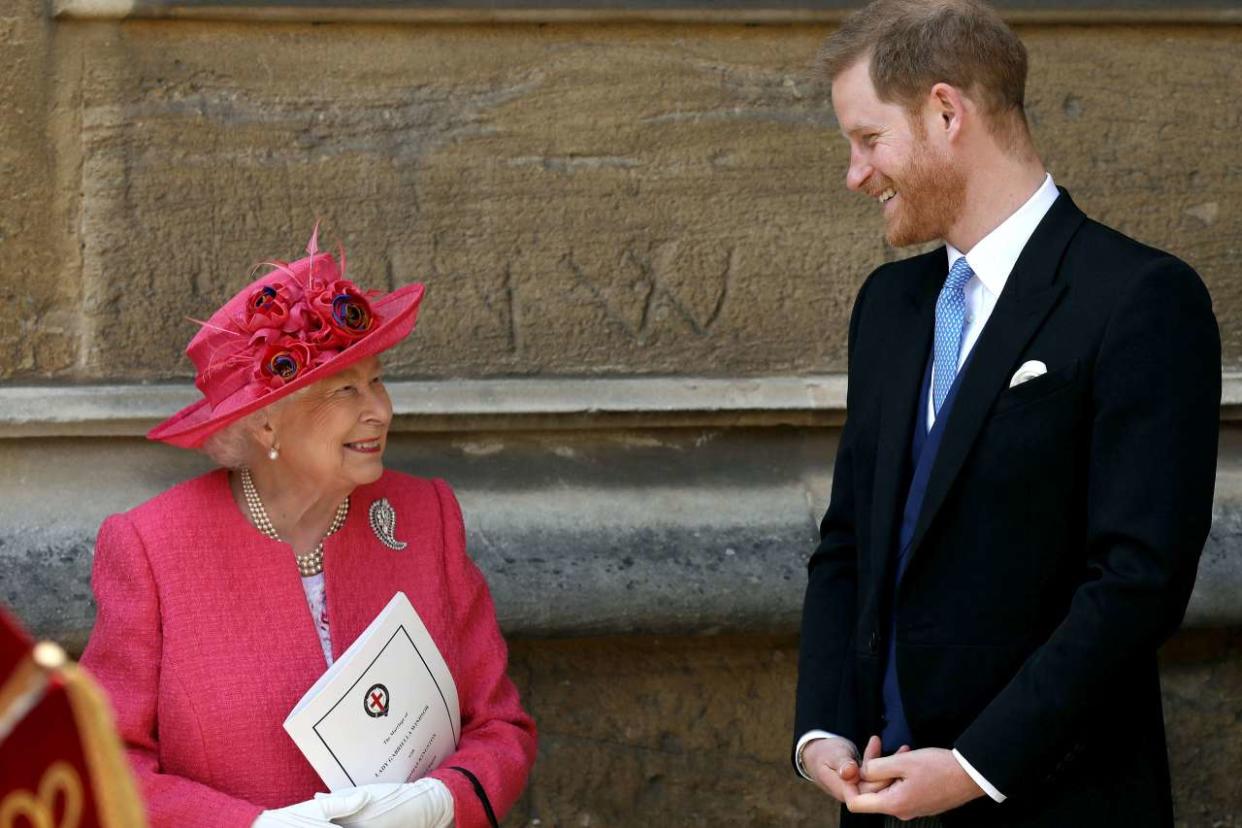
[148, 283, 425, 449]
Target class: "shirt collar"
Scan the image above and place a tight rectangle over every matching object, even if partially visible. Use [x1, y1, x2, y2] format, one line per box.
[946, 173, 1060, 297]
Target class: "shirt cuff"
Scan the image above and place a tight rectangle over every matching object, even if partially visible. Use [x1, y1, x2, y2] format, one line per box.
[952, 748, 1006, 803]
[795, 730, 856, 781]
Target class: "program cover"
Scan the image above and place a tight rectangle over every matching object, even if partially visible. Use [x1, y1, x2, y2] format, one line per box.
[283, 592, 461, 791]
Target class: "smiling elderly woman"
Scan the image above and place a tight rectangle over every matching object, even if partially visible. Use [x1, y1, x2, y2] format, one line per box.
[80, 230, 536, 828]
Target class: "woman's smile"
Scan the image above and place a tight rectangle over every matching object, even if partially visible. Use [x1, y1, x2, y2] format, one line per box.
[344, 438, 383, 454]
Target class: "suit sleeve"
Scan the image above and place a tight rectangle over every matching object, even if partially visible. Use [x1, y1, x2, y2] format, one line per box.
[79, 514, 265, 828]
[425, 479, 538, 828]
[954, 257, 1221, 795]
[792, 271, 877, 766]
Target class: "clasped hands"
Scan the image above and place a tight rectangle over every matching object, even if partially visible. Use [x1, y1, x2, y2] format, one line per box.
[804, 735, 985, 821]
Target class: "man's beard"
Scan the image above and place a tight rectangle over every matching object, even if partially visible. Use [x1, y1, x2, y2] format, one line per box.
[884, 134, 967, 248]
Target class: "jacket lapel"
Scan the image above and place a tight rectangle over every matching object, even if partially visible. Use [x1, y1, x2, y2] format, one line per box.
[868, 254, 941, 589]
[210, 469, 331, 678]
[900, 191, 1087, 577]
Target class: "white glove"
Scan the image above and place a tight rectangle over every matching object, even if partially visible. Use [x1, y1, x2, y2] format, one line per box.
[253, 788, 372, 827]
[319, 778, 454, 828]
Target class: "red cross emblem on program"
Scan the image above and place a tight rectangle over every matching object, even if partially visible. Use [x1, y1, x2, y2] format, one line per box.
[363, 683, 390, 717]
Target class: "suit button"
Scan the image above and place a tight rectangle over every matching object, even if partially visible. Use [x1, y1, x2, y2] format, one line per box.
[869, 632, 881, 653]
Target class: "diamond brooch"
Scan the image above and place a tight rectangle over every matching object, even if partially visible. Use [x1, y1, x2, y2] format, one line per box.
[368, 498, 407, 551]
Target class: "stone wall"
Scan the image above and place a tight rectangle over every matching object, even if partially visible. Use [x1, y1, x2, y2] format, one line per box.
[507, 631, 1242, 827]
[2, 3, 1240, 826]
[2, 15, 1240, 380]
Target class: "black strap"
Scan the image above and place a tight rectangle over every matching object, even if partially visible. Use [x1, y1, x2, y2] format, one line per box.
[448, 766, 499, 828]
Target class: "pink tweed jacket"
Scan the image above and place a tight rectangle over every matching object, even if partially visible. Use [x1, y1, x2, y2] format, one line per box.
[81, 469, 536, 828]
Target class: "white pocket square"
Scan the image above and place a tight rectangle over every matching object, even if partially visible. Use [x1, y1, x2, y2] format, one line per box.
[1009, 360, 1048, 388]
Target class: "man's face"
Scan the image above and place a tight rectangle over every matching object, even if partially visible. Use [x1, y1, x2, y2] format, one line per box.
[831, 59, 966, 247]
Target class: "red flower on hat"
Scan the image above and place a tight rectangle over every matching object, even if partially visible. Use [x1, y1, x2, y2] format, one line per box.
[255, 336, 317, 388]
[223, 232, 384, 393]
[243, 283, 299, 335]
[287, 302, 330, 343]
[307, 281, 378, 349]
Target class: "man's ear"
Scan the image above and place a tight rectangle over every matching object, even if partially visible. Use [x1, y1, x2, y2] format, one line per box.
[928, 82, 968, 143]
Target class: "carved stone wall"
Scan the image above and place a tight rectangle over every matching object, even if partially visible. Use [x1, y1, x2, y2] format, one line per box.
[2, 4, 1240, 826]
[2, 17, 1240, 381]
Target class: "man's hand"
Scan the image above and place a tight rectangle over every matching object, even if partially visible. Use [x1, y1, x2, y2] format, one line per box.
[849, 747, 986, 820]
[806, 735, 912, 804]
[856, 736, 910, 794]
[803, 737, 863, 803]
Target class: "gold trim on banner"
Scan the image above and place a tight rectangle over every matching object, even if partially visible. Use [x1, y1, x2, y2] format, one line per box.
[0, 761, 83, 828]
[0, 790, 52, 828]
[0, 643, 147, 828]
[0, 655, 46, 748]
[60, 662, 148, 828]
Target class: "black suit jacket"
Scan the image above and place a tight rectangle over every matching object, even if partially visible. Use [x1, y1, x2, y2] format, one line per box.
[794, 191, 1220, 827]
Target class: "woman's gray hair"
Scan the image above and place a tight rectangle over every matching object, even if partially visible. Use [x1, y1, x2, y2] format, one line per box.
[199, 388, 304, 469]
[200, 410, 266, 469]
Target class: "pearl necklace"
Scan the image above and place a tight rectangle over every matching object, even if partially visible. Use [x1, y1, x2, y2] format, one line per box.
[240, 468, 349, 577]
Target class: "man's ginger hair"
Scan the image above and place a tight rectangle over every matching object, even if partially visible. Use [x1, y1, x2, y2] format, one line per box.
[817, 0, 1032, 150]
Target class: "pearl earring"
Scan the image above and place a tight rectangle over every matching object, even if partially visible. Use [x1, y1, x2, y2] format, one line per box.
[268, 446, 279, 461]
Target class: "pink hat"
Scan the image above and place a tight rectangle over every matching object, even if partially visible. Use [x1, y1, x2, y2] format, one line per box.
[148, 226, 424, 449]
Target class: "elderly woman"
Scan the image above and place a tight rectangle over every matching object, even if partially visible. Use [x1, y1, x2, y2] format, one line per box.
[80, 229, 535, 828]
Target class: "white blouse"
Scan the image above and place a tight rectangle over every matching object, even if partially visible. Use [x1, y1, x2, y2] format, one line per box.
[300, 572, 334, 667]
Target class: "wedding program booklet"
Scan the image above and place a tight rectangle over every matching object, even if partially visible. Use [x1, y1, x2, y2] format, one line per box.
[283, 591, 461, 791]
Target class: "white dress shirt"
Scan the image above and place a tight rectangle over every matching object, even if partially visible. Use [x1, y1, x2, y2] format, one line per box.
[797, 173, 1061, 804]
[929, 173, 1060, 429]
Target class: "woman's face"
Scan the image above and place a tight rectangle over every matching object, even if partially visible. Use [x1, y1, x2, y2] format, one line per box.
[267, 356, 393, 494]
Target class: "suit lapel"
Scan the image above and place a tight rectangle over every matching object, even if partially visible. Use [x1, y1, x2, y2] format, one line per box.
[900, 191, 1087, 576]
[868, 254, 941, 588]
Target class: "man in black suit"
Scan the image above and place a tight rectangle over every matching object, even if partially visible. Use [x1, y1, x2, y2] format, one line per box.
[792, 1, 1220, 825]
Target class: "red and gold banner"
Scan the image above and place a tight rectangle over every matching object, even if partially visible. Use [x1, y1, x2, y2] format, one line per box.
[0, 607, 146, 828]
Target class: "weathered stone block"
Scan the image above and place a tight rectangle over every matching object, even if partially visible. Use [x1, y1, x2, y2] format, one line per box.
[506, 636, 830, 827]
[4, 424, 1242, 649]
[504, 633, 1242, 827]
[1161, 629, 1242, 828]
[1023, 26, 1242, 363]
[9, 20, 1234, 382]
[0, 2, 78, 380]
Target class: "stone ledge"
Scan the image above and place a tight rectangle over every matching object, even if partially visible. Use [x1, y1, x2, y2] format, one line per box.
[7, 482, 1241, 652]
[0, 376, 847, 438]
[3, 372, 1242, 438]
[2, 428, 1240, 651]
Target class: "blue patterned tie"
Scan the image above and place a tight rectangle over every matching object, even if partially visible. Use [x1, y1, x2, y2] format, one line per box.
[933, 257, 975, 415]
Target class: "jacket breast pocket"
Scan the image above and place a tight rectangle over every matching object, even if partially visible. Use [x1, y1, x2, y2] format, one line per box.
[990, 359, 1081, 419]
